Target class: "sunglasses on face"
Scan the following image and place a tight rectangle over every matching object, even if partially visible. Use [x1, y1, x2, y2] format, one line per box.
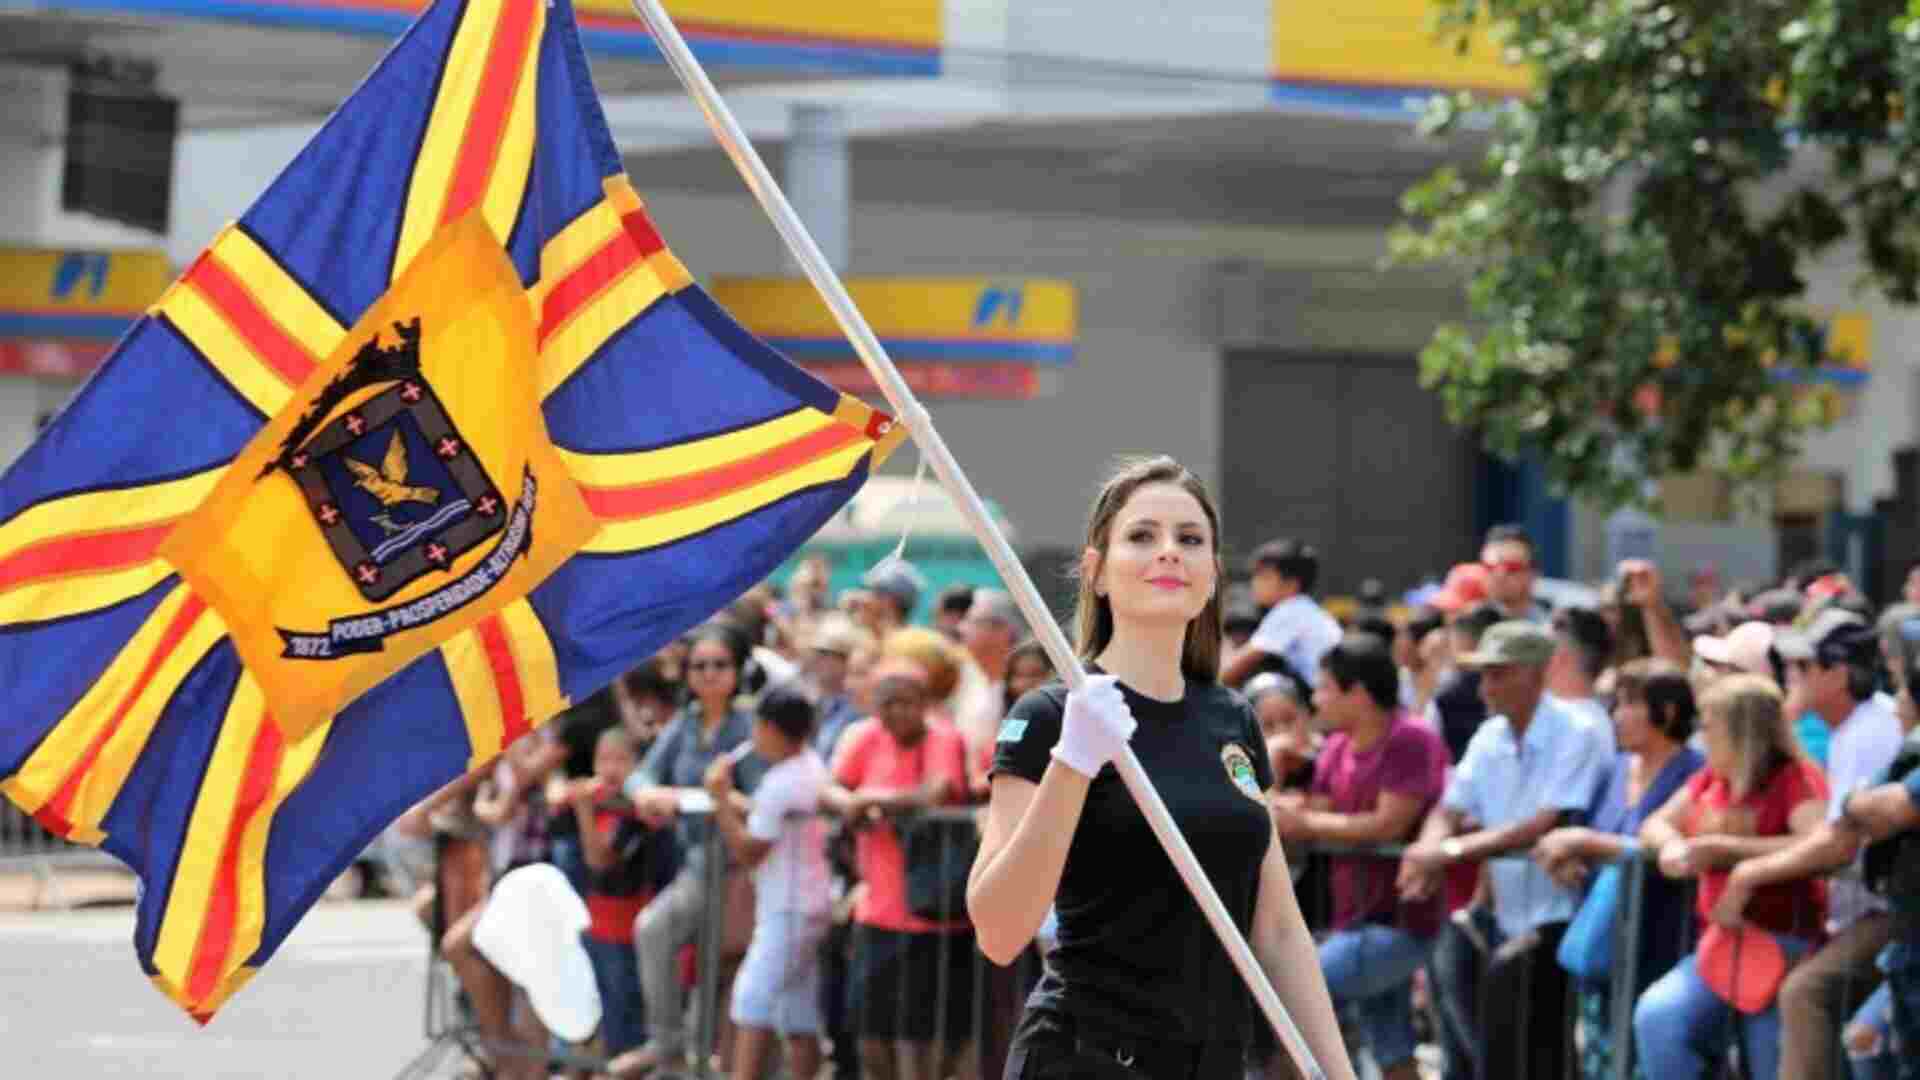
[1483, 559, 1532, 573]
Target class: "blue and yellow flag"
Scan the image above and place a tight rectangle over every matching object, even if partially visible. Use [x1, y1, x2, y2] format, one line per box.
[0, 0, 902, 1021]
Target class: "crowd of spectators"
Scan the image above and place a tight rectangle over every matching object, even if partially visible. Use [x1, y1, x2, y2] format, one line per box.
[377, 526, 1920, 1080]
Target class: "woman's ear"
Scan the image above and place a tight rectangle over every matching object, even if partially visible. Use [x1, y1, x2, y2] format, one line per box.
[1082, 547, 1103, 597]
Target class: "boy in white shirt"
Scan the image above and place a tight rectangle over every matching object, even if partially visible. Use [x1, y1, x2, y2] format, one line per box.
[703, 685, 833, 1080]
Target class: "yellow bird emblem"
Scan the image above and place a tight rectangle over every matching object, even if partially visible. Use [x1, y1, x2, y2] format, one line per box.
[344, 431, 440, 510]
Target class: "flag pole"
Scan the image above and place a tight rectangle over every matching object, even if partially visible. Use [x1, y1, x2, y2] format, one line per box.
[624, 3, 1326, 1077]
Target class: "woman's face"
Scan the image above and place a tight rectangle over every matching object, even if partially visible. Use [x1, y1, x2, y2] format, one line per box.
[1005, 653, 1053, 701]
[1086, 483, 1216, 630]
[872, 676, 929, 745]
[686, 639, 739, 702]
[1257, 693, 1310, 745]
[1612, 691, 1654, 754]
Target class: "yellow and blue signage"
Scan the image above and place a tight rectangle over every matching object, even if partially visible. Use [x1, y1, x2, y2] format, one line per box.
[711, 277, 1077, 400]
[0, 248, 171, 376]
[53, 0, 941, 75]
[1271, 0, 1528, 116]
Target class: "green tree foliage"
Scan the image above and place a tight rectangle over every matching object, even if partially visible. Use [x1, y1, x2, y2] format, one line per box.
[1392, 0, 1920, 509]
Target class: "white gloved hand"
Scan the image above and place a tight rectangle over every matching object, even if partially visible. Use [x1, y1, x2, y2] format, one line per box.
[1051, 675, 1137, 778]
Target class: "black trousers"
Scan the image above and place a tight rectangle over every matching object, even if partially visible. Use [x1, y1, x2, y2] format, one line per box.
[1002, 1009, 1241, 1080]
[1480, 921, 1572, 1080]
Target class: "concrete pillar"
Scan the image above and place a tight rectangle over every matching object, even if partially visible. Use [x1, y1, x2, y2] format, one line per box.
[783, 104, 848, 272]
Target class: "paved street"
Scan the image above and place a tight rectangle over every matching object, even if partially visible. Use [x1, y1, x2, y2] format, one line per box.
[0, 899, 445, 1079]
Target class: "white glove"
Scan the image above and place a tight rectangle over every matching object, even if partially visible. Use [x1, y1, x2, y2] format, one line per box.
[1051, 675, 1137, 778]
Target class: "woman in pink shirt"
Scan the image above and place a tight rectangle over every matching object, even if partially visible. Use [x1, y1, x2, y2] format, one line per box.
[824, 657, 974, 1080]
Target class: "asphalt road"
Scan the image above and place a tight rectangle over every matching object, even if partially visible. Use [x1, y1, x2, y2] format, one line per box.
[0, 899, 447, 1079]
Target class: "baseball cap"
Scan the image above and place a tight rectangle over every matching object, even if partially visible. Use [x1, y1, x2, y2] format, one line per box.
[470, 863, 602, 1042]
[1693, 621, 1776, 676]
[1697, 923, 1787, 1015]
[1456, 620, 1557, 668]
[1747, 588, 1805, 625]
[862, 558, 927, 615]
[1773, 608, 1871, 663]
[1432, 563, 1491, 614]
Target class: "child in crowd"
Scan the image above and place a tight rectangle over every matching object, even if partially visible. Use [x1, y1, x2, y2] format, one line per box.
[705, 685, 834, 1080]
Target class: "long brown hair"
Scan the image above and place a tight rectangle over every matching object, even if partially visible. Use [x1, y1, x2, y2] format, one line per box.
[1071, 456, 1224, 683]
[1699, 674, 1803, 798]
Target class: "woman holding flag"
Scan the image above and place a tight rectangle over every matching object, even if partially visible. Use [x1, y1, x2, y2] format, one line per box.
[967, 456, 1355, 1079]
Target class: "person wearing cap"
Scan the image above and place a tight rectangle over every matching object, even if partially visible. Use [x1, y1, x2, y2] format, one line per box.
[861, 559, 927, 638]
[1429, 562, 1490, 621]
[1707, 610, 1905, 1080]
[801, 615, 871, 762]
[1221, 538, 1342, 691]
[1396, 619, 1613, 1080]
[1693, 620, 1779, 685]
[1634, 675, 1829, 1080]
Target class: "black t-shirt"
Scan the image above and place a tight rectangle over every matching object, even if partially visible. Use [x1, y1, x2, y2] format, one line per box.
[991, 675, 1275, 1048]
[1430, 669, 1485, 764]
[547, 688, 620, 841]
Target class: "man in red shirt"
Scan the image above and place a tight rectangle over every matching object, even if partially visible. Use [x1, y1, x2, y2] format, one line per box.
[1271, 633, 1448, 1080]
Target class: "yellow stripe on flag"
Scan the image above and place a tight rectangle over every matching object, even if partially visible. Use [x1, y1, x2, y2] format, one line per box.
[0, 560, 178, 628]
[556, 409, 834, 489]
[159, 283, 300, 419]
[536, 267, 669, 400]
[0, 584, 225, 844]
[481, 23, 541, 251]
[496, 598, 567, 731]
[207, 228, 347, 361]
[394, 0, 509, 281]
[0, 469, 220, 569]
[582, 438, 871, 554]
[442, 627, 508, 769]
[149, 673, 267, 1007]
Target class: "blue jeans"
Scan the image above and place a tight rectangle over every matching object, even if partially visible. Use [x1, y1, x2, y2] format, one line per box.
[1847, 983, 1896, 1080]
[1883, 939, 1920, 1080]
[1319, 923, 1432, 1069]
[1633, 935, 1811, 1080]
[583, 935, 647, 1056]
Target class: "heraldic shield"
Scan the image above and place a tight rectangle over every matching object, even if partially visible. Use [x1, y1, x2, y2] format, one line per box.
[161, 214, 600, 740]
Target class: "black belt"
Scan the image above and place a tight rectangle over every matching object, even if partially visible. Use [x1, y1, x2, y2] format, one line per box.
[1056, 1013, 1203, 1079]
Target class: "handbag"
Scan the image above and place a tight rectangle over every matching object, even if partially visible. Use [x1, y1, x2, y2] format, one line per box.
[1556, 861, 1623, 980]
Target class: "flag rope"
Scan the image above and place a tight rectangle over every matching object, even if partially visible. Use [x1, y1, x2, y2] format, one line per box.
[622, 2, 1327, 1076]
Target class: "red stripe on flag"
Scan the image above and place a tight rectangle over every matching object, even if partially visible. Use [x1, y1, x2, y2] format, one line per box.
[537, 232, 641, 346]
[185, 716, 286, 1008]
[442, 0, 539, 225]
[0, 522, 173, 591]
[475, 615, 528, 750]
[619, 209, 667, 257]
[36, 593, 208, 835]
[185, 255, 317, 389]
[581, 423, 863, 520]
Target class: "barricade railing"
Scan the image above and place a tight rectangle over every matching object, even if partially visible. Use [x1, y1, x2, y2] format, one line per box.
[414, 803, 1869, 1080]
[0, 801, 124, 908]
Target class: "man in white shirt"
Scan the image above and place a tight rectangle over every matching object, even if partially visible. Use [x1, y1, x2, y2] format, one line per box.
[1396, 620, 1612, 1080]
[1713, 611, 1905, 1080]
[1222, 538, 1342, 689]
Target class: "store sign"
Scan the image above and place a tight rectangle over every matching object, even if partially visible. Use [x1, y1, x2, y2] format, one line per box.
[710, 277, 1077, 400]
[1270, 0, 1528, 115]
[0, 248, 171, 377]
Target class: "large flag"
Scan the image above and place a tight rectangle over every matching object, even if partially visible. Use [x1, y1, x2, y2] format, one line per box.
[0, 0, 903, 1021]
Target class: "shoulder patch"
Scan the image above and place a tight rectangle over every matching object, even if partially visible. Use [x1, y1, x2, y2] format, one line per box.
[1221, 743, 1264, 802]
[997, 718, 1029, 743]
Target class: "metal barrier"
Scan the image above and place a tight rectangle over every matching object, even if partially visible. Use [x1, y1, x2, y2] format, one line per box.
[410, 801, 1884, 1080]
[0, 801, 124, 908]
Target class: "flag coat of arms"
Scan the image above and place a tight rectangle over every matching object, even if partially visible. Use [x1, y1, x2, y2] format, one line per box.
[0, 0, 902, 1021]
